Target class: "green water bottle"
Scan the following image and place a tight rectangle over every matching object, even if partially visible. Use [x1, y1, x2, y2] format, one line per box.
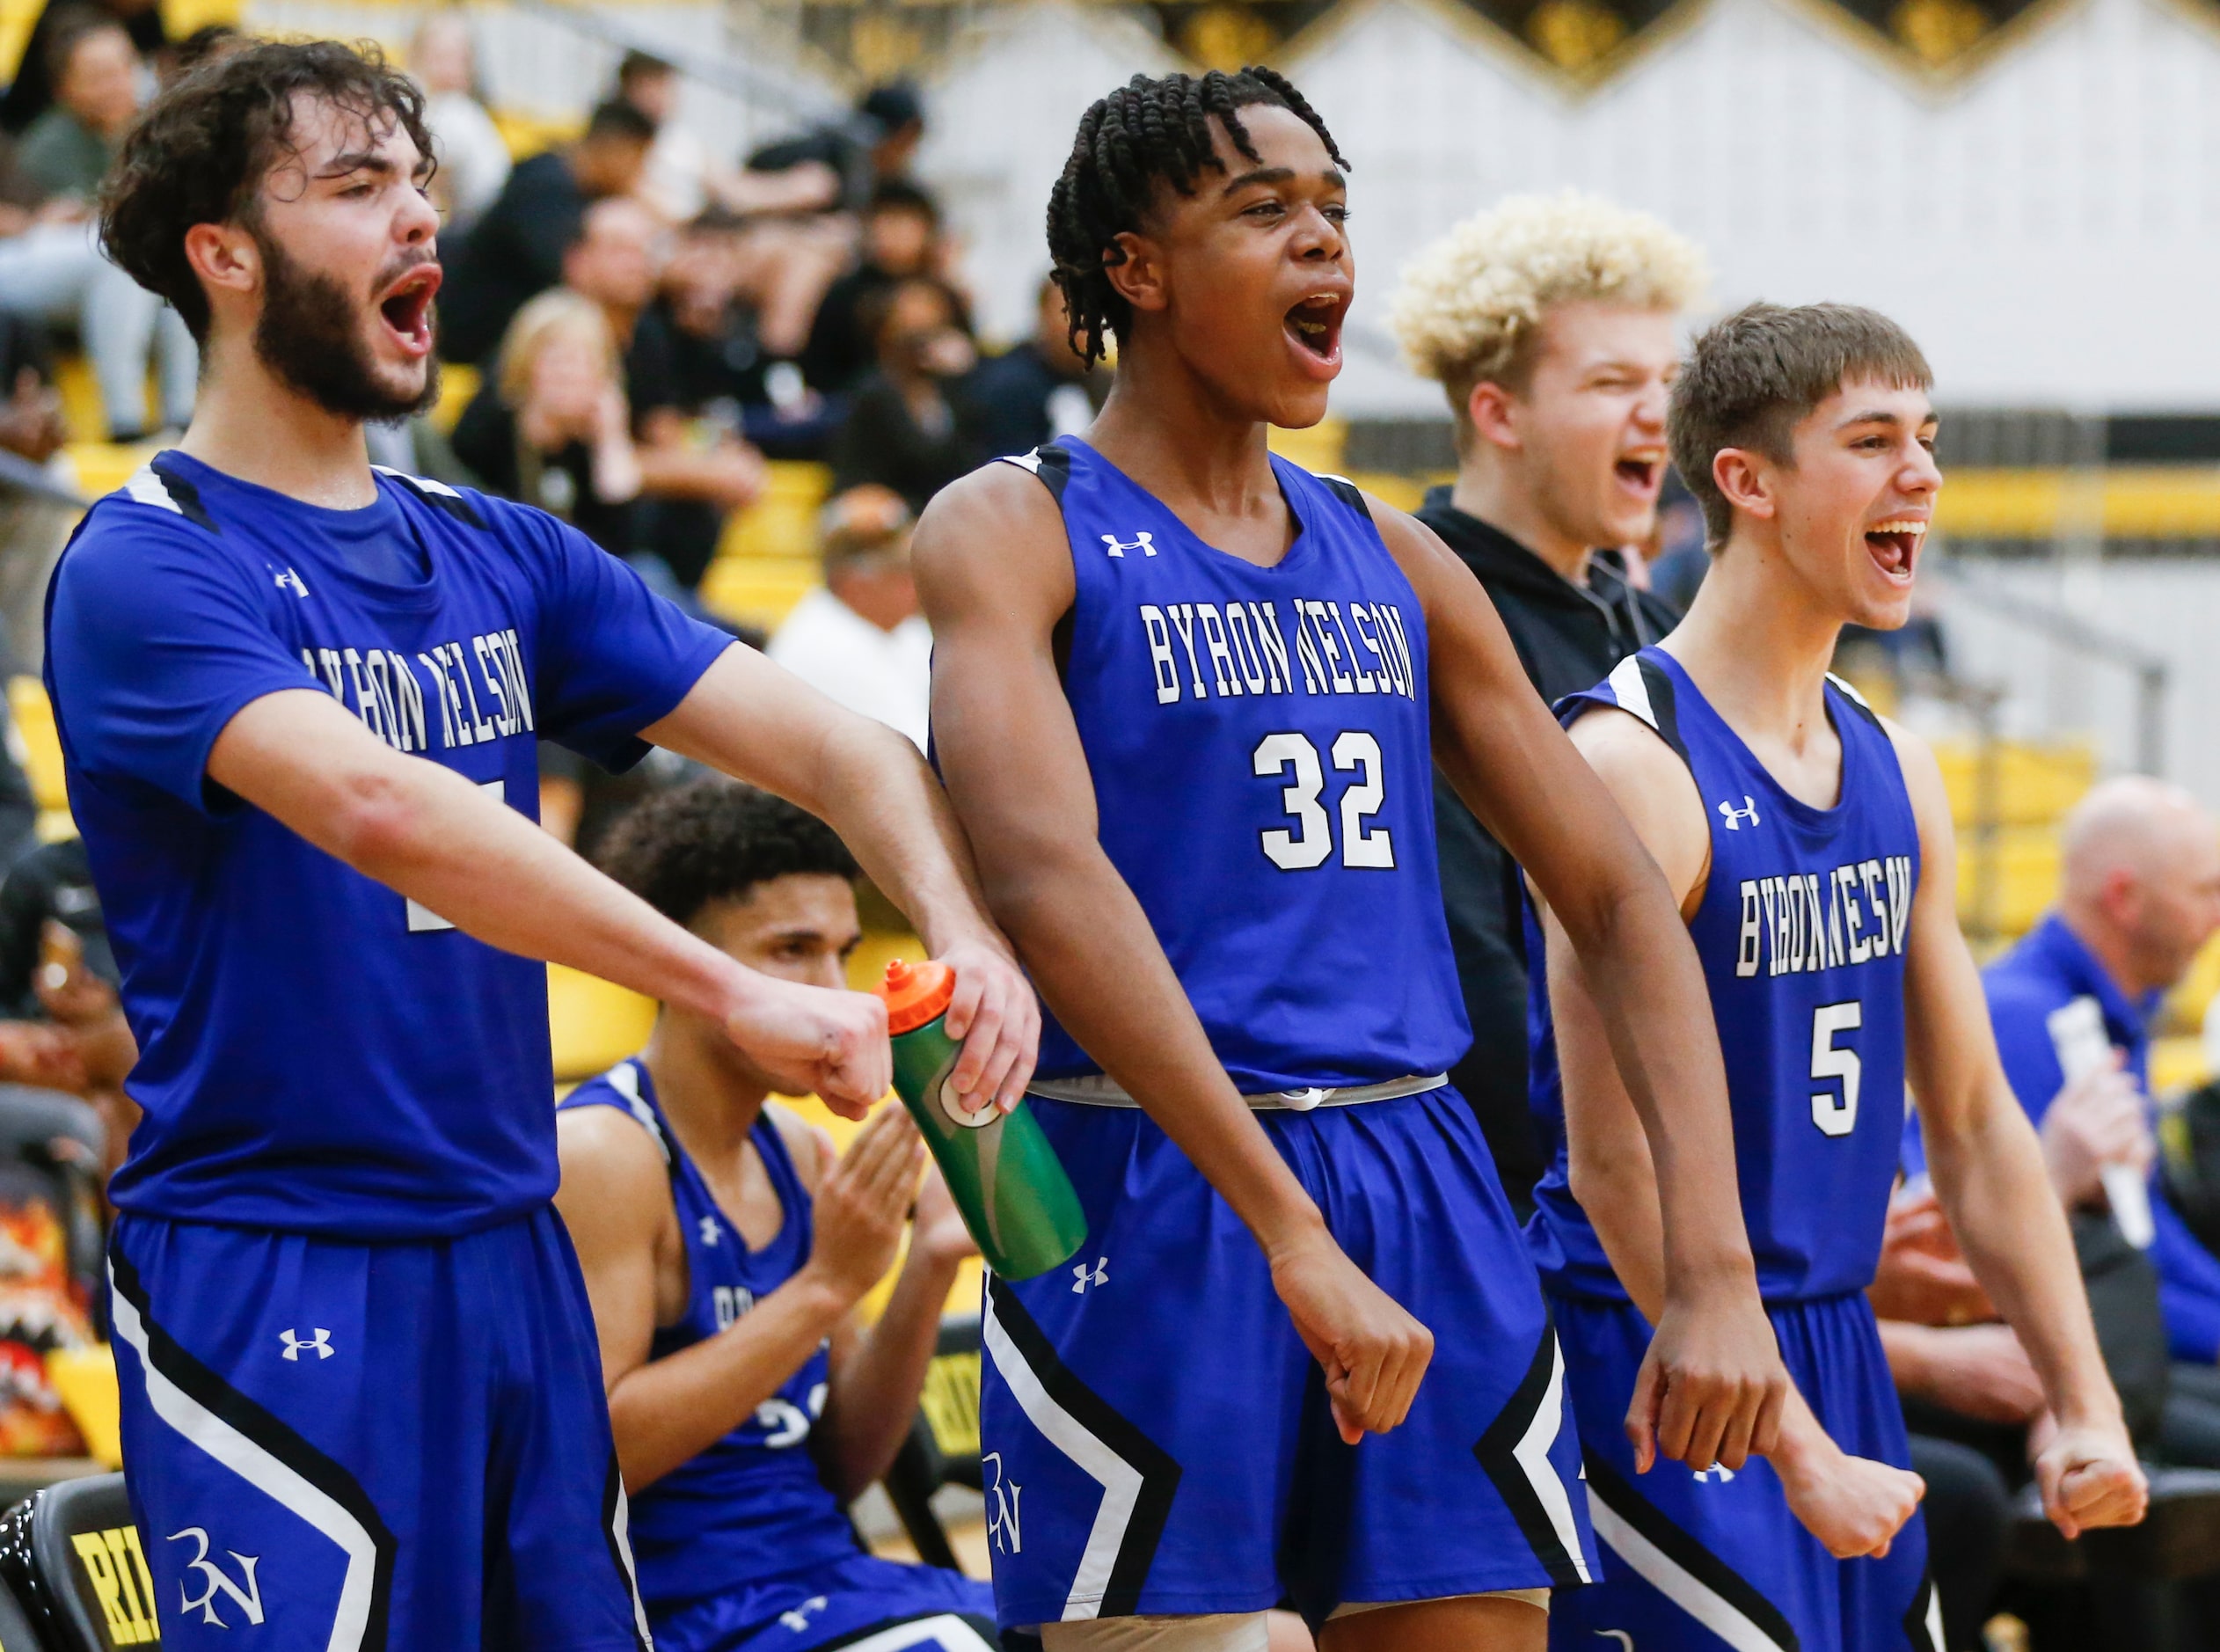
[876, 959, 1087, 1280]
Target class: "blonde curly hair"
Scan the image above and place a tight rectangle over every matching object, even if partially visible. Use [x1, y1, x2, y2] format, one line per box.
[1389, 192, 1707, 419]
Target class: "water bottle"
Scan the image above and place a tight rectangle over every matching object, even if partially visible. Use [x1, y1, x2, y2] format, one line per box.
[875, 959, 1087, 1280]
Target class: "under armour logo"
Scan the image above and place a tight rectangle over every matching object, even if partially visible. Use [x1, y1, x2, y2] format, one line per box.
[1100, 531, 1156, 559]
[1071, 1256, 1108, 1293]
[983, 1451, 1023, 1554]
[1692, 1462, 1737, 1484]
[1594, 1634, 1636, 1650]
[273, 567, 309, 598]
[699, 1217, 721, 1247]
[279, 1327, 332, 1361]
[169, 1528, 265, 1626]
[778, 1596, 829, 1632]
[1717, 796, 1761, 830]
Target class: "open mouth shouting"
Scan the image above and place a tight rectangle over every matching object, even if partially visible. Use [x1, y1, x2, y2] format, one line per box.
[376, 264, 442, 358]
[1864, 517, 1926, 581]
[1284, 290, 1347, 375]
[1615, 446, 1666, 500]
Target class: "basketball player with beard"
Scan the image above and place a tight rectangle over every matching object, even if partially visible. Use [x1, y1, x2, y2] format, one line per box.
[50, 41, 1037, 1648]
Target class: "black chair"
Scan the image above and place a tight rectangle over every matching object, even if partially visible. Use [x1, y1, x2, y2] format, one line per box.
[0, 1473, 163, 1649]
[881, 1314, 983, 1572]
[2005, 1466, 2220, 1581]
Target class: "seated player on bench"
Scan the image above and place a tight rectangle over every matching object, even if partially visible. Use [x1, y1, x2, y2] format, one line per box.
[555, 778, 998, 1652]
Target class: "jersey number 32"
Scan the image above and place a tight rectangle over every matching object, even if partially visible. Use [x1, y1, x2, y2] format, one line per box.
[1252, 732, 1396, 871]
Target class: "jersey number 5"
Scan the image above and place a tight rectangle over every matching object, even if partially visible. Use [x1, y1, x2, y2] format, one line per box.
[1252, 732, 1395, 871]
[1810, 1001, 1862, 1137]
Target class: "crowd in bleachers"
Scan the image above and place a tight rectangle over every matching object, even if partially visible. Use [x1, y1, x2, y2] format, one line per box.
[15, 12, 2220, 1649]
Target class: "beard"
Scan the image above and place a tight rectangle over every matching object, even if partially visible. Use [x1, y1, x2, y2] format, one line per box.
[251, 227, 440, 426]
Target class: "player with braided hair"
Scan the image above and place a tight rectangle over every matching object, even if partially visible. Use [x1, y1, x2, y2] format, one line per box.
[916, 68, 1790, 1652]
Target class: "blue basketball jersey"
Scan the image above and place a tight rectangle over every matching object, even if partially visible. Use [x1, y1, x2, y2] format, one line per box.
[46, 451, 731, 1239]
[559, 1062, 860, 1610]
[1528, 649, 1920, 1303]
[1010, 438, 1469, 1090]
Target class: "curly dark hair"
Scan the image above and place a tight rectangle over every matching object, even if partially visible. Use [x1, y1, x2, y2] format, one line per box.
[1046, 67, 1347, 369]
[596, 779, 860, 930]
[99, 38, 433, 344]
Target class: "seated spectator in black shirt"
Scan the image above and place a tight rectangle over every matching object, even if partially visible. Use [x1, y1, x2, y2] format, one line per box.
[959, 274, 1109, 459]
[451, 289, 641, 556]
[562, 195, 766, 589]
[654, 213, 839, 459]
[800, 179, 953, 393]
[0, 0, 160, 134]
[747, 79, 925, 214]
[829, 276, 983, 514]
[438, 99, 656, 365]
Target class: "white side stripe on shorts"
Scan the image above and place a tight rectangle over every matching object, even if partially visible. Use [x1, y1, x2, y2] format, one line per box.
[1586, 1489, 1792, 1652]
[108, 1259, 384, 1652]
[982, 1287, 1140, 1622]
[1512, 1339, 1592, 1583]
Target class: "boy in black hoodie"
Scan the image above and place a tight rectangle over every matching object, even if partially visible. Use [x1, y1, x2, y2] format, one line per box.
[1389, 192, 1702, 1207]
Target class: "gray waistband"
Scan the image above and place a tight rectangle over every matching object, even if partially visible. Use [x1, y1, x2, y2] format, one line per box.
[1026, 1072, 1449, 1112]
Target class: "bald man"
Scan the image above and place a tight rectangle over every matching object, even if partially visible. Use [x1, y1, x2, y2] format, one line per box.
[1952, 776, 2220, 1369]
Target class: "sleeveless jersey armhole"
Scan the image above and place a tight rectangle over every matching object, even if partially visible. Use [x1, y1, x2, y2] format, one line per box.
[1560, 653, 1712, 914]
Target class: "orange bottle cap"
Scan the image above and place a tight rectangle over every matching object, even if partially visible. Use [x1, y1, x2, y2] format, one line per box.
[877, 958, 954, 1035]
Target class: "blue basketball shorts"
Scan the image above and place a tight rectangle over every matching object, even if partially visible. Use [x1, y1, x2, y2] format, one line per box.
[978, 1085, 1598, 1632]
[108, 1207, 652, 1651]
[652, 1551, 999, 1651]
[1548, 1288, 1942, 1652]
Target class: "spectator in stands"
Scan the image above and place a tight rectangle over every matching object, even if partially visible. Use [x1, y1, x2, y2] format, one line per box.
[1385, 193, 1698, 1206]
[557, 780, 997, 1652]
[0, 313, 69, 669]
[1980, 778, 2220, 1375]
[408, 11, 508, 234]
[0, 11, 193, 439]
[452, 289, 640, 556]
[767, 486, 929, 750]
[562, 194, 765, 589]
[438, 98, 655, 365]
[0, 0, 161, 135]
[958, 273, 1108, 459]
[613, 54, 838, 230]
[801, 179, 953, 393]
[17, 10, 134, 199]
[747, 79, 925, 214]
[828, 277, 980, 514]
[648, 211, 838, 460]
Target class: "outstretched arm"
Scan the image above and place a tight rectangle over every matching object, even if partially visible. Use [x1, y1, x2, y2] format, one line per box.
[645, 645, 1038, 1114]
[913, 466, 1431, 1445]
[1893, 721, 2146, 1538]
[1375, 502, 1785, 1473]
[209, 689, 888, 1110]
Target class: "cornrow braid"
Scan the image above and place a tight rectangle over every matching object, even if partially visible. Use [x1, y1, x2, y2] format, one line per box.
[1047, 67, 1348, 369]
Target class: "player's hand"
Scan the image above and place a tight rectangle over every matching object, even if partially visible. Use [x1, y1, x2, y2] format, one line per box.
[1774, 1425, 1926, 1559]
[722, 974, 889, 1118]
[802, 1103, 926, 1305]
[910, 1163, 979, 1268]
[1267, 1227, 1433, 1444]
[0, 1020, 86, 1093]
[2033, 1415, 2147, 1539]
[934, 936, 1039, 1117]
[1628, 1278, 1788, 1473]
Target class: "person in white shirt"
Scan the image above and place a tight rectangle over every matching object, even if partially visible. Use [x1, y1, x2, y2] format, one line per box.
[410, 12, 510, 232]
[766, 484, 931, 750]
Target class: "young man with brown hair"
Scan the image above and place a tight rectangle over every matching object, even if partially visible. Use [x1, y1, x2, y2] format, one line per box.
[1530, 302, 2145, 1651]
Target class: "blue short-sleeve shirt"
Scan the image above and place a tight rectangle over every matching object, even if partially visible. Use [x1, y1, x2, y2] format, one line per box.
[45, 452, 732, 1239]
